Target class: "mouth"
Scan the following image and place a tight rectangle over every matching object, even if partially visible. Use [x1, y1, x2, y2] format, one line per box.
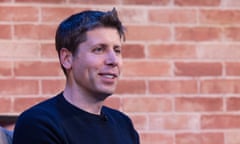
[98, 73, 118, 79]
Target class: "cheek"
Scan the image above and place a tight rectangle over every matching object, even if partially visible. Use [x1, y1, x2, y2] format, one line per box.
[72, 57, 89, 74]
[84, 57, 103, 74]
[86, 55, 104, 66]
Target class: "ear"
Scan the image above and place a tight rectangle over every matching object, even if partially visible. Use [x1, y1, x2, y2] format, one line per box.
[60, 48, 73, 70]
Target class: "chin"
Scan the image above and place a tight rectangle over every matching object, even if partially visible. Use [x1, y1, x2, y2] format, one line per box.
[96, 89, 115, 100]
[94, 85, 116, 100]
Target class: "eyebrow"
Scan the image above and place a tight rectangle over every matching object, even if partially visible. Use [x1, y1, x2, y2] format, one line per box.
[93, 43, 121, 48]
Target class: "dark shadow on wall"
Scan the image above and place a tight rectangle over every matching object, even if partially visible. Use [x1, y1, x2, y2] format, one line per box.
[0, 115, 18, 131]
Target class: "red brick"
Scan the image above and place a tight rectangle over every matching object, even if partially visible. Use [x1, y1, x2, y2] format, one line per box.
[174, 62, 222, 76]
[123, 61, 171, 77]
[201, 115, 240, 129]
[175, 97, 223, 112]
[225, 132, 240, 144]
[198, 44, 240, 59]
[226, 62, 240, 76]
[0, 79, 38, 95]
[200, 10, 240, 25]
[0, 25, 11, 39]
[122, 44, 145, 59]
[200, 79, 240, 94]
[224, 27, 240, 41]
[0, 97, 12, 113]
[126, 25, 171, 41]
[103, 97, 120, 110]
[175, 26, 221, 41]
[115, 80, 146, 94]
[41, 7, 85, 23]
[226, 97, 240, 111]
[0, 44, 14, 58]
[149, 80, 197, 94]
[176, 133, 224, 144]
[17, 43, 41, 58]
[14, 24, 57, 40]
[0, 61, 12, 76]
[122, 97, 172, 112]
[15, 0, 65, 3]
[0, 42, 40, 58]
[225, 0, 240, 7]
[0, 0, 11, 2]
[40, 43, 58, 59]
[41, 79, 65, 94]
[13, 97, 47, 112]
[122, 0, 169, 5]
[140, 133, 173, 144]
[149, 9, 197, 24]
[118, 8, 147, 24]
[149, 115, 200, 130]
[175, 0, 220, 6]
[0, 6, 38, 22]
[68, 0, 119, 4]
[14, 61, 63, 77]
[148, 44, 196, 59]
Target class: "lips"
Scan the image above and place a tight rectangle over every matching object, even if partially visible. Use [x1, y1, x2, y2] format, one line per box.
[98, 73, 118, 79]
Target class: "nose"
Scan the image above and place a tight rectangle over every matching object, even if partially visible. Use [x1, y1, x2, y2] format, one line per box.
[105, 50, 121, 67]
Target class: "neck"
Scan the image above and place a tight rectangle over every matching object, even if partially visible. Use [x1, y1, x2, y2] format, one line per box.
[63, 86, 104, 115]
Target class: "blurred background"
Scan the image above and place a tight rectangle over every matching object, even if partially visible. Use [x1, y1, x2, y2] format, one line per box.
[1, 0, 240, 143]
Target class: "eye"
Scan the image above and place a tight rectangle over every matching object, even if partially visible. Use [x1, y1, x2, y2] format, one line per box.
[114, 46, 121, 54]
[93, 47, 105, 54]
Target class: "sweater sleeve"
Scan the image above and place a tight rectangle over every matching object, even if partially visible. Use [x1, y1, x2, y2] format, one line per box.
[13, 108, 64, 144]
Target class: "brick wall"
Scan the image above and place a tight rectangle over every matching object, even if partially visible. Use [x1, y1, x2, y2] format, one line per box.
[1, 0, 240, 143]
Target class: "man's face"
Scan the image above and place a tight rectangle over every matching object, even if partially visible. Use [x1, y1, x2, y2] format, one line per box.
[70, 27, 122, 100]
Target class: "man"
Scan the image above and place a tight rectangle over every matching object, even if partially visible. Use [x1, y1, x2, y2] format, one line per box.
[13, 8, 140, 144]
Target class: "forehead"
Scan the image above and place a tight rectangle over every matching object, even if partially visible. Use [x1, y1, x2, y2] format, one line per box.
[85, 27, 121, 45]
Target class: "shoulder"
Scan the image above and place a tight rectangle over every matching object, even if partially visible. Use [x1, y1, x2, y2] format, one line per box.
[20, 96, 58, 118]
[15, 94, 63, 132]
[13, 94, 65, 143]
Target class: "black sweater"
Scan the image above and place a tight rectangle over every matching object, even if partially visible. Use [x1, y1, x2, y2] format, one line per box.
[13, 93, 140, 144]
